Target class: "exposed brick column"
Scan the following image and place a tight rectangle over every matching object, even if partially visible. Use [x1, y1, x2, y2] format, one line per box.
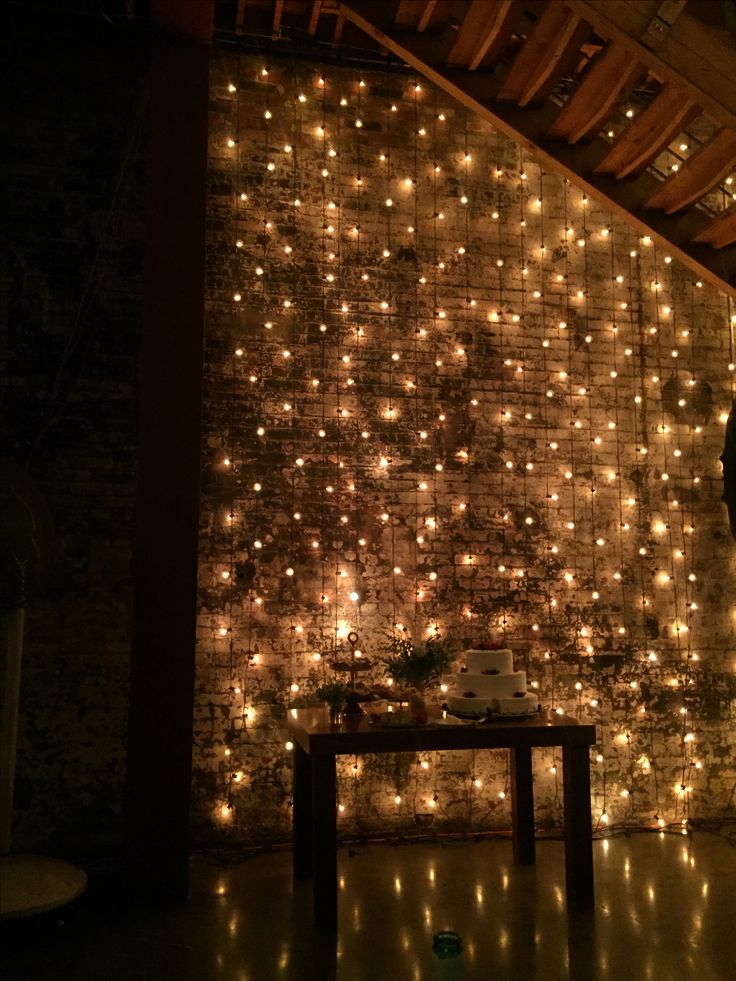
[125, 0, 213, 900]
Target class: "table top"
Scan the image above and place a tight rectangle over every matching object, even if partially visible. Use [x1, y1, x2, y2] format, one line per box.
[286, 706, 596, 756]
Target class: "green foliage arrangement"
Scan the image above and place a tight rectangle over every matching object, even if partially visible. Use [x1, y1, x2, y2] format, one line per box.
[380, 632, 455, 691]
[316, 680, 348, 708]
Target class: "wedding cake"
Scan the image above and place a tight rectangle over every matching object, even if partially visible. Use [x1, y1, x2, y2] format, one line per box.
[444, 644, 539, 718]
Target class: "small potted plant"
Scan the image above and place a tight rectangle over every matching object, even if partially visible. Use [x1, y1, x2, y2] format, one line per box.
[380, 631, 454, 723]
[316, 680, 348, 725]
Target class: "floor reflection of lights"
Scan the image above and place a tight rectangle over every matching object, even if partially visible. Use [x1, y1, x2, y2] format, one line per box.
[2, 832, 734, 981]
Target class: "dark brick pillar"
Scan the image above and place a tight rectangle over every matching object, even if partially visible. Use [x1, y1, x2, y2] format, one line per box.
[125, 0, 212, 900]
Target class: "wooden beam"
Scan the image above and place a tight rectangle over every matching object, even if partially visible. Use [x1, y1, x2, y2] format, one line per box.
[496, 5, 589, 107]
[567, 0, 736, 131]
[339, 2, 736, 297]
[394, 0, 422, 29]
[332, 7, 345, 42]
[467, 1, 517, 71]
[447, 0, 514, 68]
[594, 83, 697, 178]
[645, 128, 736, 213]
[548, 41, 645, 143]
[519, 14, 591, 108]
[308, 0, 322, 36]
[272, 0, 283, 36]
[417, 0, 438, 32]
[236, 0, 247, 33]
[640, 0, 687, 51]
[693, 204, 736, 250]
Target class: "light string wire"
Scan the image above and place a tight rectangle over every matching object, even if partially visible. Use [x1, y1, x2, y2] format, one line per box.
[518, 150, 530, 671]
[607, 218, 641, 824]
[670, 257, 697, 827]
[221, 58, 245, 820]
[288, 60, 299, 709]
[561, 181, 580, 669]
[495, 134, 509, 639]
[582, 199, 620, 816]
[538, 168, 558, 713]
[684, 279, 706, 825]
[333, 68, 343, 662]
[551, 179, 581, 809]
[317, 70, 329, 677]
[626, 233, 650, 823]
[464, 109, 475, 641]
[384, 60, 398, 634]
[652, 245, 694, 826]
[421, 79, 440, 810]
[412, 78, 421, 638]
[353, 65, 364, 637]
[626, 232, 652, 825]
[608, 213, 627, 752]
[579, 195, 594, 733]
[237, 63, 257, 742]
[580, 197, 600, 631]
[429, 84, 439, 637]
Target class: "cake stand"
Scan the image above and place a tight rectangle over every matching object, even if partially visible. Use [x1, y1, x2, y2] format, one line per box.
[328, 631, 377, 717]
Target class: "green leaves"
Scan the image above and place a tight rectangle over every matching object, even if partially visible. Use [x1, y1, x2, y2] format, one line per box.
[316, 680, 348, 707]
[380, 633, 454, 691]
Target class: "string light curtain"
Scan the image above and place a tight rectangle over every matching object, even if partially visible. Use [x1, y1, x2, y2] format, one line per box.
[196, 52, 736, 844]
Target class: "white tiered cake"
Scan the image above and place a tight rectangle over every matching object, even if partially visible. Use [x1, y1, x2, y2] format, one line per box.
[445, 646, 539, 718]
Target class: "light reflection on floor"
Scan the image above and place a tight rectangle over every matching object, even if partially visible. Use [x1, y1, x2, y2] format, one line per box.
[1, 832, 735, 980]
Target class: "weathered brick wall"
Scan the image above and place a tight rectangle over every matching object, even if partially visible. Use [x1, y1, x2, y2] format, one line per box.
[1, 15, 145, 852]
[197, 50, 736, 844]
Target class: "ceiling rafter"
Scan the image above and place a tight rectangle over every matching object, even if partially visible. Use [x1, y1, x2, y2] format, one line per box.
[308, 0, 322, 36]
[547, 41, 646, 144]
[594, 83, 697, 179]
[645, 128, 736, 214]
[226, 0, 736, 297]
[417, 1, 439, 33]
[467, 0, 516, 72]
[566, 0, 736, 130]
[339, 0, 736, 297]
[694, 204, 736, 250]
[272, 0, 283, 37]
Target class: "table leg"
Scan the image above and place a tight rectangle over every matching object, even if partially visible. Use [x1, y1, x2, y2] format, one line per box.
[313, 754, 337, 930]
[293, 743, 313, 879]
[562, 743, 594, 910]
[511, 746, 536, 865]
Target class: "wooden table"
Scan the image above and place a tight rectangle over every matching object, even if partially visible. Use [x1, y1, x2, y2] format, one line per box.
[287, 707, 596, 929]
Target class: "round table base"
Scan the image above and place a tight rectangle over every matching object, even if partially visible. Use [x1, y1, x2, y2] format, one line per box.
[0, 854, 87, 919]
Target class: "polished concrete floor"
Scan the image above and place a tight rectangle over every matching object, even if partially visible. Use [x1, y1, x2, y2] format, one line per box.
[2, 831, 735, 980]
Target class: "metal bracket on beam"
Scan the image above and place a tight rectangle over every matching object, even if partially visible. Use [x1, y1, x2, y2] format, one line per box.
[640, 0, 686, 51]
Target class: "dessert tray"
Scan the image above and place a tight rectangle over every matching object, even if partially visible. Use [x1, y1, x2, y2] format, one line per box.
[440, 705, 541, 723]
[369, 706, 541, 727]
[369, 710, 417, 727]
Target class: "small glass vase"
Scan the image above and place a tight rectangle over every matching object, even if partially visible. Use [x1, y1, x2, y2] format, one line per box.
[328, 703, 345, 726]
[408, 690, 428, 725]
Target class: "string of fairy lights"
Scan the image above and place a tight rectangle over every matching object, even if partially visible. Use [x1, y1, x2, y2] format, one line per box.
[202, 54, 736, 837]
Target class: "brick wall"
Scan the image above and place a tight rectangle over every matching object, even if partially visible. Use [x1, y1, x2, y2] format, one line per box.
[1, 14, 145, 853]
[197, 50, 736, 844]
